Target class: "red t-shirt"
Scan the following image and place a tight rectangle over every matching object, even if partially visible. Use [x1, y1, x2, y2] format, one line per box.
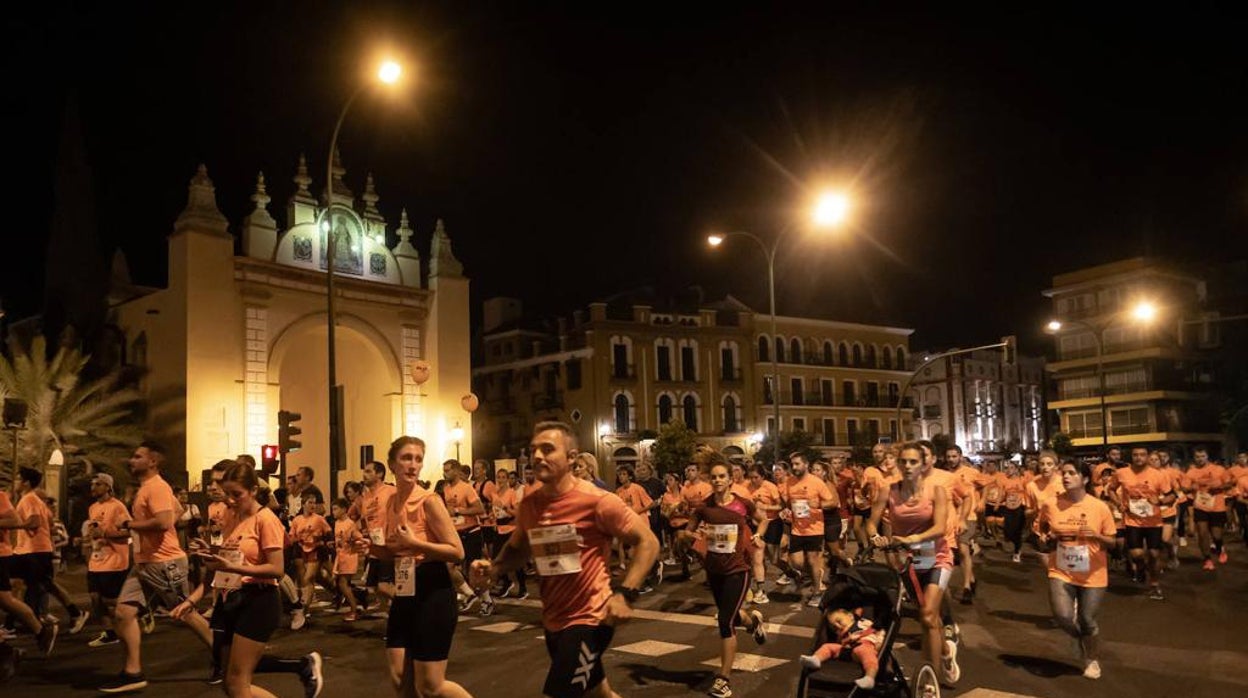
[690, 495, 755, 576]
[516, 478, 639, 631]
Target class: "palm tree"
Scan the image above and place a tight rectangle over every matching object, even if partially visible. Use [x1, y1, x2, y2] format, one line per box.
[0, 333, 143, 489]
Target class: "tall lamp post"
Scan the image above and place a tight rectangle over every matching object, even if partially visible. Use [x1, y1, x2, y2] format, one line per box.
[323, 59, 403, 499]
[1046, 301, 1156, 452]
[707, 191, 850, 460]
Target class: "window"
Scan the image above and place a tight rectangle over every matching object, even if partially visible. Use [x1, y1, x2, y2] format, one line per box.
[1066, 410, 1103, 438]
[723, 395, 739, 432]
[1060, 375, 1100, 400]
[866, 381, 880, 407]
[757, 336, 770, 362]
[657, 344, 672, 381]
[792, 417, 806, 433]
[681, 345, 697, 381]
[790, 338, 803, 364]
[1059, 332, 1098, 360]
[839, 343, 850, 365]
[767, 416, 777, 435]
[882, 346, 893, 370]
[889, 419, 898, 440]
[721, 346, 737, 380]
[791, 377, 804, 406]
[612, 342, 630, 378]
[867, 419, 881, 443]
[658, 394, 674, 424]
[823, 341, 834, 364]
[821, 379, 834, 406]
[847, 419, 859, 446]
[843, 380, 857, 405]
[763, 375, 775, 404]
[896, 346, 907, 367]
[613, 393, 633, 433]
[822, 418, 836, 445]
[852, 344, 864, 366]
[887, 382, 900, 406]
[566, 359, 582, 390]
[865, 344, 877, 368]
[682, 394, 699, 431]
[1103, 326, 1143, 353]
[775, 337, 786, 363]
[1109, 407, 1151, 435]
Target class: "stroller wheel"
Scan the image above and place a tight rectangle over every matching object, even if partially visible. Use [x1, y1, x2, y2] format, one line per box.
[910, 663, 940, 698]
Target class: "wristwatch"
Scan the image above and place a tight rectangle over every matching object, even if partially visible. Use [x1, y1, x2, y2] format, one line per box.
[610, 583, 640, 604]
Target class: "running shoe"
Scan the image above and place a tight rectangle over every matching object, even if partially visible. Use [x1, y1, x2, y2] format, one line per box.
[662, 556, 677, 566]
[1083, 660, 1102, 680]
[311, 600, 333, 609]
[749, 610, 767, 645]
[1178, 536, 1187, 547]
[515, 589, 530, 600]
[752, 590, 770, 605]
[207, 665, 225, 685]
[1148, 586, 1164, 601]
[655, 562, 665, 586]
[69, 610, 90, 635]
[708, 675, 733, 698]
[140, 608, 155, 635]
[1218, 550, 1228, 564]
[806, 595, 821, 608]
[458, 595, 480, 613]
[37, 622, 58, 657]
[291, 606, 308, 630]
[941, 638, 961, 684]
[639, 584, 654, 594]
[343, 612, 358, 622]
[1011, 553, 1021, 563]
[300, 651, 324, 698]
[202, 606, 214, 619]
[1202, 559, 1216, 571]
[99, 671, 148, 693]
[88, 631, 119, 648]
[774, 574, 793, 586]
[500, 583, 518, 598]
[479, 598, 495, 617]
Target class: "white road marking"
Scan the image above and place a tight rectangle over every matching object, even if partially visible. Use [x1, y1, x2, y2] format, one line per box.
[701, 653, 789, 672]
[496, 598, 815, 638]
[612, 640, 695, 657]
[471, 621, 532, 633]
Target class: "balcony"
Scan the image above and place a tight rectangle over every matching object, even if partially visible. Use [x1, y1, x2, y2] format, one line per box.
[720, 368, 743, 384]
[610, 364, 637, 382]
[531, 391, 564, 411]
[762, 391, 908, 408]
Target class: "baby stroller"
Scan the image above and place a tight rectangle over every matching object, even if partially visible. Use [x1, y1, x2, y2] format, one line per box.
[796, 561, 941, 698]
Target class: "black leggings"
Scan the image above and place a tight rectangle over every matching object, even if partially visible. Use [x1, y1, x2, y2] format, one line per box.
[1002, 508, 1026, 553]
[708, 571, 750, 639]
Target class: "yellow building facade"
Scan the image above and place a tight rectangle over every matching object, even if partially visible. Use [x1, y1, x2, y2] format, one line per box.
[113, 159, 472, 487]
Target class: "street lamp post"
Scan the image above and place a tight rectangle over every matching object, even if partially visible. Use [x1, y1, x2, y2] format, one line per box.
[707, 190, 850, 462]
[323, 60, 402, 500]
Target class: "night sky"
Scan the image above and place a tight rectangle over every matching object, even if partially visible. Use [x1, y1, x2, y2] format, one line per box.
[5, 4, 1247, 352]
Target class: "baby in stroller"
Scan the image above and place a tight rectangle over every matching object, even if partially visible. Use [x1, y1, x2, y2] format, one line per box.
[800, 607, 885, 689]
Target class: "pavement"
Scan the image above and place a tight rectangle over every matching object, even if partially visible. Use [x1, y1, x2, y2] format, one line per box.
[4, 538, 1247, 697]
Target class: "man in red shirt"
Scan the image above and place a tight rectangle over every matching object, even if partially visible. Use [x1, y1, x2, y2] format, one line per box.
[473, 421, 658, 698]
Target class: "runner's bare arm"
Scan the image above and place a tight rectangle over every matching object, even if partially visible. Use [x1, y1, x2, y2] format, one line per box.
[406, 495, 466, 564]
[616, 522, 659, 592]
[866, 483, 889, 543]
[482, 526, 533, 580]
[0, 510, 26, 529]
[128, 509, 175, 532]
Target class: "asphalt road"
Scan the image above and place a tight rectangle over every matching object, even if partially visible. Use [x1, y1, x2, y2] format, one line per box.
[4, 539, 1247, 697]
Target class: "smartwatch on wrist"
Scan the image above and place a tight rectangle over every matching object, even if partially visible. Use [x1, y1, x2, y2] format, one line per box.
[611, 583, 640, 604]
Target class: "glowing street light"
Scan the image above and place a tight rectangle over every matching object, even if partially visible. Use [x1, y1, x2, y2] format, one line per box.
[378, 60, 402, 84]
[1046, 320, 1063, 332]
[1132, 300, 1157, 323]
[812, 191, 850, 228]
[707, 234, 725, 247]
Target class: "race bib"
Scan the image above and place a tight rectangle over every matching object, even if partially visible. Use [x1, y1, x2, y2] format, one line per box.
[493, 506, 508, 521]
[1128, 498, 1154, 518]
[209, 533, 223, 546]
[985, 486, 1002, 504]
[90, 545, 107, 563]
[1005, 492, 1022, 508]
[1057, 543, 1090, 574]
[1195, 491, 1215, 509]
[369, 528, 385, 546]
[451, 515, 466, 527]
[791, 499, 812, 519]
[910, 540, 937, 571]
[707, 524, 739, 555]
[395, 556, 416, 597]
[529, 524, 582, 577]
[212, 549, 244, 590]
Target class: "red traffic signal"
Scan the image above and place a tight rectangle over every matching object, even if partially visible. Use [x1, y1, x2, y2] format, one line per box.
[261, 444, 280, 474]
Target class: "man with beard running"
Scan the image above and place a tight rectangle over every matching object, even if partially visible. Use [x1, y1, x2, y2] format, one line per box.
[780, 452, 836, 606]
[472, 422, 659, 698]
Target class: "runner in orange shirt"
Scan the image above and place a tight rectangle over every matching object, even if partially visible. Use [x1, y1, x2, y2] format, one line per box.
[659, 473, 684, 566]
[491, 468, 528, 599]
[945, 445, 982, 603]
[745, 464, 782, 603]
[83, 473, 132, 648]
[443, 460, 491, 615]
[996, 462, 1029, 562]
[1232, 450, 1248, 546]
[472, 421, 658, 698]
[1182, 445, 1233, 570]
[678, 463, 713, 580]
[1034, 459, 1118, 680]
[1152, 450, 1186, 570]
[1115, 445, 1175, 598]
[352, 460, 397, 617]
[811, 460, 851, 573]
[330, 498, 365, 621]
[0, 485, 58, 656]
[781, 452, 836, 606]
[12, 467, 88, 630]
[614, 465, 653, 576]
[290, 497, 332, 619]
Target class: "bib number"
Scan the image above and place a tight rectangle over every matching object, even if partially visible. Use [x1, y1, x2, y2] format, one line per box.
[1005, 492, 1022, 508]
[707, 524, 739, 555]
[1128, 498, 1154, 518]
[986, 486, 1002, 505]
[1057, 543, 1090, 574]
[529, 524, 582, 577]
[910, 540, 937, 571]
[369, 528, 385, 546]
[395, 557, 416, 597]
[1195, 491, 1215, 510]
[451, 515, 466, 527]
[212, 549, 244, 590]
[90, 545, 107, 564]
[791, 499, 812, 519]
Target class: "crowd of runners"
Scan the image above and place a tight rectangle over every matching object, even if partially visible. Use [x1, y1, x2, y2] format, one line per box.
[1, 426, 1245, 697]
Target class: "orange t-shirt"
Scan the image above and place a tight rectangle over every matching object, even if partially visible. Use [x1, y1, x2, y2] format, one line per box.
[382, 485, 438, 565]
[785, 473, 834, 537]
[524, 481, 543, 498]
[132, 475, 185, 563]
[358, 482, 396, 549]
[1026, 474, 1064, 510]
[729, 481, 752, 502]
[680, 481, 713, 515]
[1160, 468, 1185, 519]
[494, 487, 521, 535]
[291, 513, 331, 554]
[207, 501, 231, 536]
[862, 466, 900, 506]
[443, 480, 482, 532]
[0, 492, 15, 557]
[952, 466, 982, 516]
[616, 482, 654, 515]
[747, 480, 781, 521]
[333, 518, 362, 575]
[1183, 465, 1232, 513]
[474, 479, 499, 528]
[995, 473, 1028, 510]
[14, 491, 53, 554]
[1036, 494, 1117, 588]
[516, 478, 640, 631]
[1236, 475, 1248, 503]
[662, 491, 688, 528]
[87, 498, 132, 572]
[1115, 466, 1172, 527]
[224, 507, 286, 586]
[925, 468, 965, 544]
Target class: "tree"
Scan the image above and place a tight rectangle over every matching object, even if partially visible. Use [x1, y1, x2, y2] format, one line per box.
[1047, 432, 1074, 458]
[755, 430, 820, 467]
[0, 333, 144, 489]
[930, 433, 954, 458]
[651, 419, 696, 477]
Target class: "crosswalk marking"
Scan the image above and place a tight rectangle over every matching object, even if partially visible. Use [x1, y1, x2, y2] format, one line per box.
[701, 653, 788, 672]
[495, 598, 815, 638]
[471, 621, 532, 634]
[958, 690, 1043, 698]
[612, 640, 695, 657]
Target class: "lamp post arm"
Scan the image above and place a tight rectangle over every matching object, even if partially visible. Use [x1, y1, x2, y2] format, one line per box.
[896, 341, 1011, 436]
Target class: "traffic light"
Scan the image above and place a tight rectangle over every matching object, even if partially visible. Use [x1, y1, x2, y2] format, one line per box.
[1001, 335, 1017, 364]
[278, 409, 302, 454]
[261, 444, 280, 474]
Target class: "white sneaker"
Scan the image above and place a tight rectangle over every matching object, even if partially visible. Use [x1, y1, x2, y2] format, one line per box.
[799, 654, 821, 670]
[1011, 553, 1022, 563]
[854, 676, 876, 690]
[749, 610, 767, 645]
[752, 590, 770, 605]
[941, 639, 961, 684]
[1178, 536, 1187, 547]
[1083, 660, 1101, 680]
[775, 574, 792, 586]
[290, 607, 307, 631]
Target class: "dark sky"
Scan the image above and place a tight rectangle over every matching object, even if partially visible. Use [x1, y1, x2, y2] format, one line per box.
[5, 3, 1247, 352]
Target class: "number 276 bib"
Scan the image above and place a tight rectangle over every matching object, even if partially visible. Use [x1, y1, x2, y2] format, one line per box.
[529, 524, 582, 576]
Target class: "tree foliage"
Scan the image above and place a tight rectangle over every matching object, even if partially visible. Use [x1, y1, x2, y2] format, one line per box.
[1047, 432, 1075, 458]
[0, 333, 144, 489]
[651, 419, 696, 477]
[756, 430, 820, 466]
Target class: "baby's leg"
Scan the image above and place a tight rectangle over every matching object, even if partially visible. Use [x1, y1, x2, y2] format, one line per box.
[853, 643, 880, 678]
[814, 642, 843, 663]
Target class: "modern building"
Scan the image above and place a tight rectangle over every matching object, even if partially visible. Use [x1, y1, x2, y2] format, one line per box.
[110, 156, 472, 487]
[472, 293, 913, 470]
[907, 347, 1046, 457]
[1043, 257, 1224, 456]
